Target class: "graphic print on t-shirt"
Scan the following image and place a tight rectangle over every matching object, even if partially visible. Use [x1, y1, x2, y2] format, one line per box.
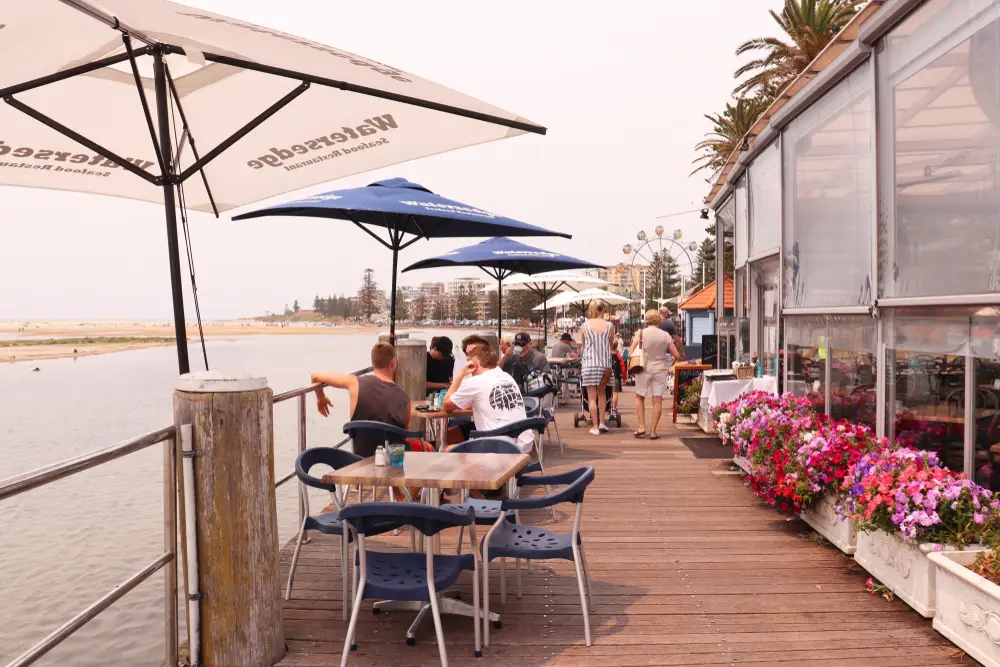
[489, 381, 524, 411]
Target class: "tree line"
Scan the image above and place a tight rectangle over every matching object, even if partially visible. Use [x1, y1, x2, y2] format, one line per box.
[693, 0, 863, 174]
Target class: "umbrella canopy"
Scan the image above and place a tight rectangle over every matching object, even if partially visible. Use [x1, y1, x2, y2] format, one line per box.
[401, 237, 601, 338]
[0, 0, 545, 373]
[233, 179, 568, 239]
[237, 183, 570, 341]
[533, 288, 633, 312]
[500, 271, 611, 344]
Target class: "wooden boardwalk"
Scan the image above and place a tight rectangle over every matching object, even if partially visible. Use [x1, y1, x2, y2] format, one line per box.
[276, 390, 972, 667]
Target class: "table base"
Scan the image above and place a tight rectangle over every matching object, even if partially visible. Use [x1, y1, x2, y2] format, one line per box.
[373, 591, 498, 640]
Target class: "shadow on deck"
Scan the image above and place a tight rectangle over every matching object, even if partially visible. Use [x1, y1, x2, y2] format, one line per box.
[276, 391, 969, 667]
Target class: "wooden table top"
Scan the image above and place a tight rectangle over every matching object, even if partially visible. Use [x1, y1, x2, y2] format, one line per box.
[411, 403, 472, 420]
[322, 452, 530, 490]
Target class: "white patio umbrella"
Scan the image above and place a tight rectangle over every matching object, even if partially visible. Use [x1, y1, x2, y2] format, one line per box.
[532, 288, 633, 313]
[0, 0, 545, 372]
[504, 271, 610, 345]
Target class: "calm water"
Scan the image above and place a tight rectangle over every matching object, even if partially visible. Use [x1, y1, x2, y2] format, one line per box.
[0, 332, 452, 667]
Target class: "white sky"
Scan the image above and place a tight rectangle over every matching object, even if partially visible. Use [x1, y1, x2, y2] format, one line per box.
[0, 0, 779, 320]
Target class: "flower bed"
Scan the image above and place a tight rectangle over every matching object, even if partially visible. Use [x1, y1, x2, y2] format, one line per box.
[927, 549, 1000, 666]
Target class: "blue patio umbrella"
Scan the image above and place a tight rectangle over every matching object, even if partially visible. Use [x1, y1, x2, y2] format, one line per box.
[233, 178, 569, 341]
[402, 236, 602, 339]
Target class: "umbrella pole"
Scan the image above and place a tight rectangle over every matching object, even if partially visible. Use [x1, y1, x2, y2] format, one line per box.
[497, 276, 503, 340]
[389, 240, 399, 345]
[154, 52, 190, 375]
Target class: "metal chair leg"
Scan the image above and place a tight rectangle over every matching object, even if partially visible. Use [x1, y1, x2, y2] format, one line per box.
[500, 557, 507, 605]
[579, 541, 595, 612]
[340, 554, 366, 667]
[424, 542, 449, 667]
[483, 546, 491, 647]
[516, 558, 523, 599]
[572, 544, 592, 647]
[456, 526, 464, 555]
[285, 519, 308, 601]
[340, 533, 350, 621]
[551, 417, 564, 455]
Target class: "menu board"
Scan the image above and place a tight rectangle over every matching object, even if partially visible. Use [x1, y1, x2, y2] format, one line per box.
[673, 364, 712, 423]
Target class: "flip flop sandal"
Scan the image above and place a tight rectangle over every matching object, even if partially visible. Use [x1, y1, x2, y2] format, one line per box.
[649, 434, 660, 440]
[633, 430, 646, 438]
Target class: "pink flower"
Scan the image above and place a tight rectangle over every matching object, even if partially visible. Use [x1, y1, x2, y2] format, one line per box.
[973, 512, 985, 525]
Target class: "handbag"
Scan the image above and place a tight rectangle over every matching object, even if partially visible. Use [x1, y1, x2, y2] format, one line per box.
[627, 329, 645, 377]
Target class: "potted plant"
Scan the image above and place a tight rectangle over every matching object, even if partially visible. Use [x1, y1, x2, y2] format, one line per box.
[794, 421, 883, 554]
[837, 448, 999, 617]
[927, 545, 1000, 667]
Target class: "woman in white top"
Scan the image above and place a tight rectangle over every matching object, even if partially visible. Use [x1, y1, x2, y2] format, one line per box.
[629, 309, 681, 439]
[580, 301, 615, 436]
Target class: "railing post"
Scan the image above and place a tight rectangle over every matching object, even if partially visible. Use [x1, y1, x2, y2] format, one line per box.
[164, 437, 179, 667]
[297, 393, 307, 526]
[174, 372, 285, 667]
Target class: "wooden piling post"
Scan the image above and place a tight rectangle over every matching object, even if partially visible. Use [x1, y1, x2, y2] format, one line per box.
[173, 372, 285, 667]
[395, 338, 427, 431]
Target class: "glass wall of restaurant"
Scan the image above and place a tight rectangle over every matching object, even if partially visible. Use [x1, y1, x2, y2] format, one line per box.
[877, 0, 1000, 490]
[718, 0, 1000, 488]
[716, 194, 738, 367]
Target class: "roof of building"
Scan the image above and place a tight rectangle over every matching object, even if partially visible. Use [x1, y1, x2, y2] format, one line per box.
[678, 278, 734, 312]
[704, 0, 886, 207]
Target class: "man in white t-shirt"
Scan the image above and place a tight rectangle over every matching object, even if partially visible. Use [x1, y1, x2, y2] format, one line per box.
[443, 334, 534, 453]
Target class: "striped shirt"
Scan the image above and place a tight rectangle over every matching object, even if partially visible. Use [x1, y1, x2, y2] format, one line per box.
[581, 320, 612, 370]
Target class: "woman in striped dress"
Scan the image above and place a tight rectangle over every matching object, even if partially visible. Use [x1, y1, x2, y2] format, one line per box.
[580, 301, 615, 436]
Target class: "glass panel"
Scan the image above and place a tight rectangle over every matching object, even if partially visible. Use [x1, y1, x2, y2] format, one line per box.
[886, 309, 971, 474]
[755, 259, 781, 377]
[881, 0, 1000, 297]
[784, 63, 873, 308]
[970, 307, 1000, 490]
[735, 174, 749, 268]
[785, 316, 828, 413]
[829, 315, 878, 429]
[749, 140, 781, 256]
[736, 266, 751, 360]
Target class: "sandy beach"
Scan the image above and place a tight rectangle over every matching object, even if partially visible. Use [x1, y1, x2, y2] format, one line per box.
[0, 319, 382, 338]
[0, 319, 385, 363]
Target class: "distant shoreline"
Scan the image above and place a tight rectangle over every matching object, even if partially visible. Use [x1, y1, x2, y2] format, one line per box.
[0, 320, 486, 363]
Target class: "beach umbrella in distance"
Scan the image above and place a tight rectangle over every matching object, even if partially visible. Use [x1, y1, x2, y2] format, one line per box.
[0, 0, 545, 374]
[532, 288, 633, 316]
[504, 271, 611, 345]
[235, 180, 570, 341]
[401, 236, 601, 339]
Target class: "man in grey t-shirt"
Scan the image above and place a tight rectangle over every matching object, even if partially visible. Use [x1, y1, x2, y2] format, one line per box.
[550, 333, 578, 359]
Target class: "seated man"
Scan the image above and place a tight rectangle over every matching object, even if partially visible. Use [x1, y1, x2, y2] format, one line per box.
[311, 341, 412, 458]
[426, 336, 454, 390]
[501, 332, 551, 386]
[443, 334, 534, 453]
[551, 332, 578, 359]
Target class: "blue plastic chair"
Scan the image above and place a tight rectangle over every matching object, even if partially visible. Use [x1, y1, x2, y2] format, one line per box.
[343, 420, 425, 503]
[470, 416, 548, 467]
[526, 384, 565, 455]
[447, 438, 523, 555]
[288, 448, 400, 619]
[482, 467, 596, 647]
[339, 502, 481, 666]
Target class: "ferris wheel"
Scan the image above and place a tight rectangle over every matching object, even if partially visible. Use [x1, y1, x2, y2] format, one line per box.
[619, 225, 699, 307]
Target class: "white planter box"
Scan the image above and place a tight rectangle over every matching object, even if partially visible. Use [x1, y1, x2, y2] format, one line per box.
[801, 495, 856, 554]
[733, 455, 751, 474]
[927, 550, 1000, 667]
[855, 530, 989, 618]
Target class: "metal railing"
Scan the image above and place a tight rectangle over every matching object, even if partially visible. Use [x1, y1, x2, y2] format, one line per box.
[271, 366, 373, 525]
[0, 427, 179, 667]
[0, 365, 374, 667]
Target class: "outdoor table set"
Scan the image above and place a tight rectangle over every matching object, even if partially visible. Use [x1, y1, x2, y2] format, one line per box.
[286, 420, 597, 667]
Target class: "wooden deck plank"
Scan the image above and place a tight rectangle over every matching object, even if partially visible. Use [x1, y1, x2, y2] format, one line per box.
[275, 390, 974, 667]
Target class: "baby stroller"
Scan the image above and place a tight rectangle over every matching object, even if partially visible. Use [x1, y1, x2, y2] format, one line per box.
[573, 356, 624, 428]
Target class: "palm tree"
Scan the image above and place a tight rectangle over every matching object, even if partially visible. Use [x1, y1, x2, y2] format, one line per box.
[691, 95, 770, 175]
[733, 0, 863, 98]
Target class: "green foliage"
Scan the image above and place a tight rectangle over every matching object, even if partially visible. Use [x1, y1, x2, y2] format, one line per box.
[971, 548, 1000, 585]
[0, 337, 174, 348]
[734, 0, 862, 98]
[678, 377, 703, 414]
[692, 96, 770, 175]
